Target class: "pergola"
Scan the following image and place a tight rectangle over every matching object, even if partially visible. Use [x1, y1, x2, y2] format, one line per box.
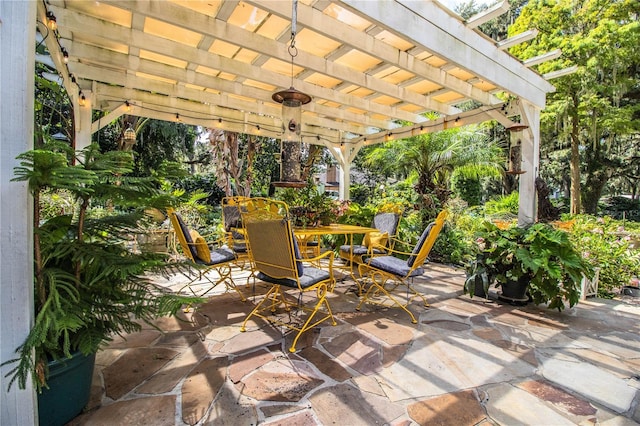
[39, 0, 557, 204]
[1, 1, 560, 421]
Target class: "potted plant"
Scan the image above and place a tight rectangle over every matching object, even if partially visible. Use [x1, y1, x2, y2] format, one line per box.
[3, 142, 197, 425]
[277, 184, 338, 227]
[464, 221, 592, 311]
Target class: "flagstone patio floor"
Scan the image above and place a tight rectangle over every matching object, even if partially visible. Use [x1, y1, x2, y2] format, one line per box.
[68, 263, 640, 425]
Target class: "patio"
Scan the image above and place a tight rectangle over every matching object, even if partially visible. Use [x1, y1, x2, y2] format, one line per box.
[68, 264, 640, 425]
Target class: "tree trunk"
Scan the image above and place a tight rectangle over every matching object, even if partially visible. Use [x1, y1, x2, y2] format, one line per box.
[569, 94, 581, 214]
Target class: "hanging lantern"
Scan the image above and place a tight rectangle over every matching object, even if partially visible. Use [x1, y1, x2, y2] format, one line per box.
[122, 126, 136, 151]
[123, 126, 136, 143]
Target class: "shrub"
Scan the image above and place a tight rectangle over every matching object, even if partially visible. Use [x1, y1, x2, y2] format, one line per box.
[569, 215, 640, 297]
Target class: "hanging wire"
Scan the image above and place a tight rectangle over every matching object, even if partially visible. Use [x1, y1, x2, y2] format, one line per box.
[287, 0, 300, 87]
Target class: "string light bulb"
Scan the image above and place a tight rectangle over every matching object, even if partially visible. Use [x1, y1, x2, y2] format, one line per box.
[46, 11, 57, 31]
[175, 113, 181, 122]
[78, 92, 86, 106]
[61, 47, 69, 63]
[125, 101, 131, 112]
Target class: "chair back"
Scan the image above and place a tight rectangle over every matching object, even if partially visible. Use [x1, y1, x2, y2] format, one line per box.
[167, 208, 198, 263]
[240, 199, 301, 280]
[221, 196, 250, 251]
[221, 196, 248, 232]
[371, 212, 401, 238]
[406, 210, 448, 269]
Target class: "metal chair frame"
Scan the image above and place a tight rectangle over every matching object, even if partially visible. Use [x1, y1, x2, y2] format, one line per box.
[357, 211, 448, 323]
[167, 208, 245, 301]
[239, 198, 337, 353]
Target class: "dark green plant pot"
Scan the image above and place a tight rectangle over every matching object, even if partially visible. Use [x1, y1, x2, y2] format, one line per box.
[498, 277, 530, 305]
[38, 351, 96, 426]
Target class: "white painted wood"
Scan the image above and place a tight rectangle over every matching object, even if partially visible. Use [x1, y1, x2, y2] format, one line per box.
[497, 29, 539, 50]
[517, 100, 541, 226]
[0, 1, 38, 424]
[74, 90, 93, 151]
[55, 3, 452, 118]
[523, 49, 562, 67]
[466, 0, 510, 29]
[344, 0, 554, 108]
[251, 0, 496, 108]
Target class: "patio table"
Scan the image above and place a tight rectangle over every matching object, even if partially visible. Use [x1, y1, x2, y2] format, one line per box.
[294, 223, 377, 289]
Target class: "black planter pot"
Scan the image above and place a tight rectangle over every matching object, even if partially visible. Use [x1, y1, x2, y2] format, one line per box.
[38, 351, 96, 426]
[498, 277, 530, 305]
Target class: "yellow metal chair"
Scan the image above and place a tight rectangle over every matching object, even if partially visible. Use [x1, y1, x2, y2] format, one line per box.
[221, 196, 251, 268]
[357, 210, 448, 323]
[239, 198, 337, 353]
[339, 211, 402, 264]
[167, 208, 245, 301]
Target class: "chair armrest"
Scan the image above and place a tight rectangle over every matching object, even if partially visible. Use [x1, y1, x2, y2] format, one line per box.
[369, 243, 414, 258]
[302, 249, 334, 265]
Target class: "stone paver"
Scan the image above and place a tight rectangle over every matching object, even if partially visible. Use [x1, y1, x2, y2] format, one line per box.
[406, 390, 487, 425]
[204, 382, 258, 426]
[102, 347, 178, 400]
[72, 265, 640, 425]
[181, 356, 228, 425]
[484, 382, 577, 425]
[539, 353, 638, 413]
[308, 383, 405, 425]
[238, 357, 325, 402]
[377, 327, 535, 401]
[69, 395, 176, 426]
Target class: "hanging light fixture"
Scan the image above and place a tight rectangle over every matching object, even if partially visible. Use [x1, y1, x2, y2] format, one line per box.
[272, 0, 311, 143]
[123, 126, 136, 143]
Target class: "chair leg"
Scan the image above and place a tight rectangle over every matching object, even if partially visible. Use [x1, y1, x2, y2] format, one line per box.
[288, 284, 336, 353]
[356, 270, 422, 324]
[240, 285, 280, 332]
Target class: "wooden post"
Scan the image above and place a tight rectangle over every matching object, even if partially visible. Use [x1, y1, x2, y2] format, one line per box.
[1, 1, 38, 424]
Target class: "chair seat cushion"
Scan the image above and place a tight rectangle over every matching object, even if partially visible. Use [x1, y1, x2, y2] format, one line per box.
[366, 255, 424, 277]
[232, 242, 247, 253]
[195, 246, 236, 265]
[339, 244, 385, 256]
[257, 267, 330, 289]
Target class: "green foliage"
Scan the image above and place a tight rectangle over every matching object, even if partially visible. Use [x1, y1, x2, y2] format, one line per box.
[275, 184, 341, 227]
[465, 221, 592, 311]
[451, 173, 482, 206]
[483, 192, 519, 217]
[510, 0, 640, 213]
[4, 143, 198, 392]
[569, 215, 640, 296]
[172, 173, 226, 207]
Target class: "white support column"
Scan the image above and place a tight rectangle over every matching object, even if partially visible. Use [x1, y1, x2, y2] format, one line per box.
[327, 143, 362, 201]
[1, 1, 38, 425]
[74, 90, 93, 151]
[338, 160, 351, 201]
[517, 100, 541, 226]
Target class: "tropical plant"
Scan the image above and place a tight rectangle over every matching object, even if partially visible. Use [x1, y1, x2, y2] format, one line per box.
[363, 124, 504, 226]
[3, 142, 197, 391]
[464, 221, 592, 311]
[275, 184, 340, 227]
